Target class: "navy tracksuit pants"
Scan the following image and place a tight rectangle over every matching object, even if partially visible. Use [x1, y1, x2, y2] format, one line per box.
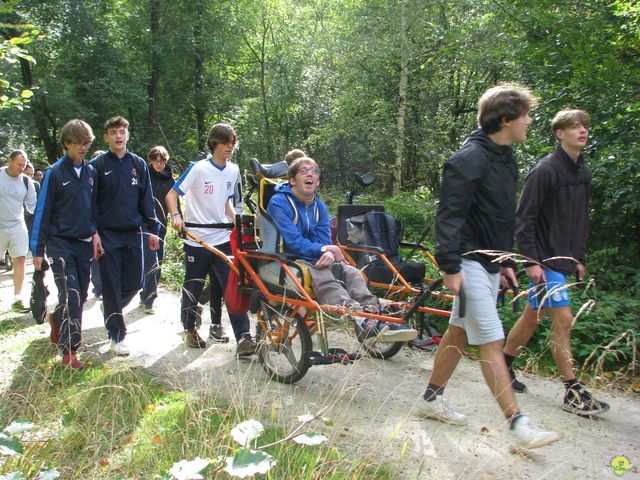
[47, 236, 92, 354]
[181, 242, 250, 340]
[98, 228, 144, 342]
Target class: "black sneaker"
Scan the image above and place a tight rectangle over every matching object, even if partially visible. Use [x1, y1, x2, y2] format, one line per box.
[209, 324, 230, 343]
[510, 367, 528, 393]
[562, 384, 610, 417]
[182, 329, 206, 349]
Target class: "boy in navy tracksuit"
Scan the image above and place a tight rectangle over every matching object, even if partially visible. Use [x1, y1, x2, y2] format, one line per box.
[91, 116, 159, 355]
[31, 119, 102, 368]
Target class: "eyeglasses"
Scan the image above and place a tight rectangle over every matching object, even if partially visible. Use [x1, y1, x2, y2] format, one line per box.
[298, 167, 320, 176]
[71, 141, 93, 149]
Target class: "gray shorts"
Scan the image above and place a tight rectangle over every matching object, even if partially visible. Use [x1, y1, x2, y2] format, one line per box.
[0, 222, 28, 258]
[448, 259, 504, 346]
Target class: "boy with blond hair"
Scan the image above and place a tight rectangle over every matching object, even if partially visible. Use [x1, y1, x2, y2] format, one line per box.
[504, 109, 609, 417]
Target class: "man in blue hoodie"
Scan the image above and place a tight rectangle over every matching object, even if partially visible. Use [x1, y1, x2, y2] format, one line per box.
[266, 156, 417, 343]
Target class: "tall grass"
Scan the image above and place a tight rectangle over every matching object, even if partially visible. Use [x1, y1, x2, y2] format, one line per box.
[0, 310, 393, 479]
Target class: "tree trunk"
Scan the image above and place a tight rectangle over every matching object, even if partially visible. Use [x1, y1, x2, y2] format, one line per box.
[194, 17, 206, 154]
[19, 57, 58, 162]
[147, 0, 161, 137]
[393, 0, 409, 196]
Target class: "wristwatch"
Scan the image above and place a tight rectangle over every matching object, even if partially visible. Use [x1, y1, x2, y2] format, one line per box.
[320, 246, 328, 253]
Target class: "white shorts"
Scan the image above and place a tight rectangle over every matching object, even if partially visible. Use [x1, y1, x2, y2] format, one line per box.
[448, 259, 504, 346]
[0, 222, 29, 258]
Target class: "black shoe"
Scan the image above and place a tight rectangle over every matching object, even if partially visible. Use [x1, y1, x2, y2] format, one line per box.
[562, 384, 610, 417]
[509, 367, 528, 393]
[209, 324, 230, 343]
[182, 329, 206, 349]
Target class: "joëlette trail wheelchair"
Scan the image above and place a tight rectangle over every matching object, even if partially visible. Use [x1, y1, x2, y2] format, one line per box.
[227, 159, 451, 384]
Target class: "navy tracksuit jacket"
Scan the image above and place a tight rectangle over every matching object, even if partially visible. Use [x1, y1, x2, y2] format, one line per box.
[30, 155, 98, 353]
[90, 150, 158, 342]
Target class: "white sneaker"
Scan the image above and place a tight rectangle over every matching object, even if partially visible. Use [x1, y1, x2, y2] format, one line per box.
[416, 395, 469, 425]
[509, 415, 560, 449]
[110, 339, 130, 356]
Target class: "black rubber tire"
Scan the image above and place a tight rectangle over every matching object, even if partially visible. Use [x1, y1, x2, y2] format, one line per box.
[256, 301, 313, 384]
[354, 322, 404, 359]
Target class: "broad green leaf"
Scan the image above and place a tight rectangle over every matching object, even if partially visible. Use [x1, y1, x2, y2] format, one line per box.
[293, 432, 327, 446]
[20, 89, 33, 99]
[34, 469, 60, 480]
[230, 420, 263, 447]
[0, 472, 26, 480]
[0, 433, 23, 456]
[297, 414, 314, 423]
[4, 421, 34, 435]
[223, 448, 276, 479]
[168, 458, 209, 480]
[321, 417, 334, 427]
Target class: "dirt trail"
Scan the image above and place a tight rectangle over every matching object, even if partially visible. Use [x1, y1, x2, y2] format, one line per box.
[1, 260, 639, 479]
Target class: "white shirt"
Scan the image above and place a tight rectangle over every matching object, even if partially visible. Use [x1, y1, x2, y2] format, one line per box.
[173, 157, 239, 247]
[0, 167, 37, 229]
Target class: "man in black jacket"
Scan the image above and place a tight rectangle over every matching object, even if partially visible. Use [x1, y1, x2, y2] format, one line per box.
[504, 109, 609, 417]
[139, 145, 177, 314]
[416, 85, 559, 449]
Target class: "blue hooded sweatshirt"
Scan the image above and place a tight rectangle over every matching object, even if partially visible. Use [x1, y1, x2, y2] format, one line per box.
[266, 183, 331, 262]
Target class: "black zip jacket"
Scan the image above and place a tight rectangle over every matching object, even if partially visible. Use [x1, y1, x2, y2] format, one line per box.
[30, 155, 98, 257]
[516, 146, 591, 275]
[435, 129, 518, 274]
[149, 163, 177, 231]
[91, 150, 158, 232]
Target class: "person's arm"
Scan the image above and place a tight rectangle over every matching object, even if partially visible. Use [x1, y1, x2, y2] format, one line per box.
[24, 176, 37, 214]
[434, 152, 484, 276]
[31, 168, 56, 269]
[166, 188, 184, 232]
[225, 197, 236, 222]
[138, 159, 160, 235]
[515, 164, 555, 283]
[233, 169, 243, 214]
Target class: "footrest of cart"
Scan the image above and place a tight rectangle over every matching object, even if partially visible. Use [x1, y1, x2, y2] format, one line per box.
[304, 348, 363, 365]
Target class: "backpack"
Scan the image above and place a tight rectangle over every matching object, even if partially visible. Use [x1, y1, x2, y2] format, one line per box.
[348, 211, 426, 284]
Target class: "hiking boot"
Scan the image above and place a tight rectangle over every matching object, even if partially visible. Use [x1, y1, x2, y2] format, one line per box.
[416, 395, 468, 425]
[62, 351, 82, 369]
[236, 336, 257, 357]
[182, 329, 206, 349]
[562, 384, 610, 417]
[143, 304, 155, 314]
[48, 311, 60, 345]
[510, 367, 528, 393]
[110, 339, 130, 356]
[357, 319, 416, 344]
[12, 299, 30, 313]
[509, 415, 560, 449]
[209, 324, 230, 343]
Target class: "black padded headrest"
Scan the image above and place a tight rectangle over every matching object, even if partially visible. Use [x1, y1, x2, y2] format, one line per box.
[249, 158, 288, 179]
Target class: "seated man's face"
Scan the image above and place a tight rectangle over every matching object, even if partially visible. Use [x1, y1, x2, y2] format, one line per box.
[290, 162, 320, 198]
